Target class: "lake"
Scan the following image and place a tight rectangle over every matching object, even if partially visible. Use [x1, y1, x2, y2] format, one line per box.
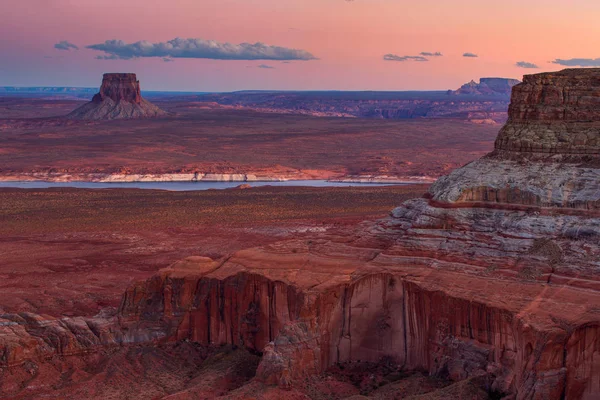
[0, 180, 409, 191]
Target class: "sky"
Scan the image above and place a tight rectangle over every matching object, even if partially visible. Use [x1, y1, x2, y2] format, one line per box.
[2, 0, 600, 91]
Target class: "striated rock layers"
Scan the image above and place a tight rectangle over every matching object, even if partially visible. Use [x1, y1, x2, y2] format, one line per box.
[494, 68, 600, 160]
[67, 73, 167, 120]
[2, 68, 600, 399]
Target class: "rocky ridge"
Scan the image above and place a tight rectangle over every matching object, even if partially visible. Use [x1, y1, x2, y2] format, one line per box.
[2, 68, 600, 399]
[67, 73, 167, 120]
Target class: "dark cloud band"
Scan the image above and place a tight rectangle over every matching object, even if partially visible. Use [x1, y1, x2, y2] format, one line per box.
[86, 38, 317, 61]
[551, 58, 600, 67]
[463, 52, 478, 58]
[54, 41, 78, 51]
[516, 61, 539, 69]
[383, 54, 428, 62]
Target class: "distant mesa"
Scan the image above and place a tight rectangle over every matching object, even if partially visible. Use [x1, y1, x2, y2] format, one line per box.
[67, 73, 167, 120]
[449, 77, 521, 97]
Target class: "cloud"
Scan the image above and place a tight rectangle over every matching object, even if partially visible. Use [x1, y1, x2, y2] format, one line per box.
[551, 58, 600, 67]
[86, 38, 317, 61]
[257, 64, 275, 69]
[420, 52, 443, 57]
[95, 54, 119, 60]
[383, 54, 428, 62]
[463, 52, 478, 58]
[515, 61, 539, 69]
[54, 40, 78, 51]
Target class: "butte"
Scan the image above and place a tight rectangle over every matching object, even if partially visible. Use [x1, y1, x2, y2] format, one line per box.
[67, 73, 167, 120]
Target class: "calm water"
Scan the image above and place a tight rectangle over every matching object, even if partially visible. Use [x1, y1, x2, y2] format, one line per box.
[0, 180, 407, 191]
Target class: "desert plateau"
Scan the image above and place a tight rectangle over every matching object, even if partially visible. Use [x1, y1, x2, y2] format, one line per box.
[0, 73, 505, 184]
[2, 1, 600, 399]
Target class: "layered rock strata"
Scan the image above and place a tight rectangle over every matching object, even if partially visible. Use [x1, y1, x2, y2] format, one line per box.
[67, 73, 167, 120]
[2, 68, 600, 399]
[494, 68, 600, 159]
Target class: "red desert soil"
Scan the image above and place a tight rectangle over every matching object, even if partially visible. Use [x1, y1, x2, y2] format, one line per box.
[0, 184, 427, 318]
[0, 97, 499, 179]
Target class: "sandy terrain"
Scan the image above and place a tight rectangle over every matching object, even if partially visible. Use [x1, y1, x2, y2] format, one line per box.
[0, 97, 499, 180]
[0, 184, 427, 317]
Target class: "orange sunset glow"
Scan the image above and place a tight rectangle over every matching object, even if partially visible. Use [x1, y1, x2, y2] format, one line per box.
[3, 0, 600, 90]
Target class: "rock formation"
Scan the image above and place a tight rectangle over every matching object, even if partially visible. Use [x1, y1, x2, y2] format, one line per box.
[450, 77, 521, 97]
[2, 68, 600, 399]
[67, 73, 167, 120]
[494, 68, 600, 159]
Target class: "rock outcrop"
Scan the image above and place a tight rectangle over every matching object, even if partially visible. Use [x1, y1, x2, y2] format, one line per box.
[2, 68, 600, 399]
[450, 77, 521, 97]
[67, 73, 167, 120]
[494, 68, 600, 159]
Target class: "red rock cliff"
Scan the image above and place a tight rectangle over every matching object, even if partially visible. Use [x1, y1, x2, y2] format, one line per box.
[495, 68, 600, 157]
[67, 73, 167, 120]
[92, 73, 142, 104]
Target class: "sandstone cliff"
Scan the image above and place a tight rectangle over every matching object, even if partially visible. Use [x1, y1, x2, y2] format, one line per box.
[67, 73, 167, 120]
[494, 68, 600, 159]
[2, 69, 600, 399]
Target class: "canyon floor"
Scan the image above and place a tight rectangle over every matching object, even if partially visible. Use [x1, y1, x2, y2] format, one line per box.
[0, 185, 427, 318]
[0, 184, 502, 399]
[0, 96, 498, 180]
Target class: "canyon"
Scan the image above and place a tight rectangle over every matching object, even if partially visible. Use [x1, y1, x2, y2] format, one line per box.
[2, 69, 600, 399]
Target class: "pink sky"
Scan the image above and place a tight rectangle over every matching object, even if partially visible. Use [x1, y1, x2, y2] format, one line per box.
[2, 0, 600, 91]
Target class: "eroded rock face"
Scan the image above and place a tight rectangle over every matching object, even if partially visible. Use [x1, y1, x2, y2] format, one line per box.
[495, 68, 600, 158]
[67, 73, 167, 120]
[92, 73, 142, 104]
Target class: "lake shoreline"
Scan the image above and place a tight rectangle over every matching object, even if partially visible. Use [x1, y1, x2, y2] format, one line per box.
[0, 172, 434, 185]
[0, 179, 429, 191]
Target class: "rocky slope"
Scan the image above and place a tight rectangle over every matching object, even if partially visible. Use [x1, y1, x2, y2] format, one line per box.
[67, 73, 167, 120]
[2, 68, 600, 399]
